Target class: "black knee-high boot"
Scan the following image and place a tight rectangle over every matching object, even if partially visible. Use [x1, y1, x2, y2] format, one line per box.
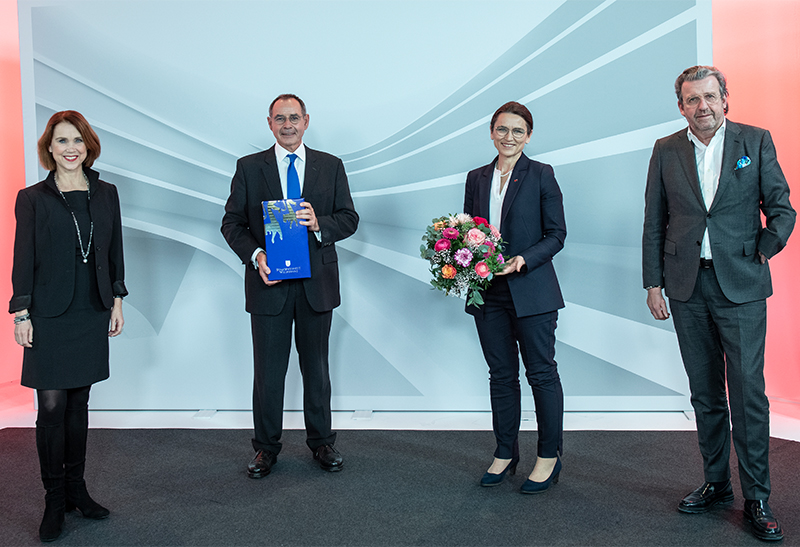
[64, 402, 109, 519]
[36, 423, 66, 542]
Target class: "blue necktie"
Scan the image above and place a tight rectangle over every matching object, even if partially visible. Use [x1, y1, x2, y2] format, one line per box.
[286, 153, 301, 199]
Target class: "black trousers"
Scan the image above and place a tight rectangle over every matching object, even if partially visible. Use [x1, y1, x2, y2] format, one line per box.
[670, 266, 770, 500]
[250, 280, 335, 455]
[474, 278, 563, 460]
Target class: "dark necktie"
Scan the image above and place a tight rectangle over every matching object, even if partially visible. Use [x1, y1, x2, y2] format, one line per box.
[287, 153, 301, 199]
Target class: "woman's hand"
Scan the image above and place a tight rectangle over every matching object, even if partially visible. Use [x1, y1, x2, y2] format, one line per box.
[14, 311, 33, 348]
[108, 298, 124, 337]
[497, 255, 526, 276]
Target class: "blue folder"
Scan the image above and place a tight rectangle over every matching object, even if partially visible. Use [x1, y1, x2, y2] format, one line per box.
[261, 199, 311, 280]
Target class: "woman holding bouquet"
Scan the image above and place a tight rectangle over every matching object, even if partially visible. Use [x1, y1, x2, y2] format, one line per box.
[463, 101, 567, 494]
[9, 111, 127, 541]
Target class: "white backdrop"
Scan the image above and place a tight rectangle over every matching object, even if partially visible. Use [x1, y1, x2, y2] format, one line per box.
[17, 0, 711, 411]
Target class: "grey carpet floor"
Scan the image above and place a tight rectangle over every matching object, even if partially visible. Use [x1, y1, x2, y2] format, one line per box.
[0, 429, 798, 546]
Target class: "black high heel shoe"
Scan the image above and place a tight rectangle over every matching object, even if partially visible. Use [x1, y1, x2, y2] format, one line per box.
[520, 457, 561, 494]
[480, 456, 520, 487]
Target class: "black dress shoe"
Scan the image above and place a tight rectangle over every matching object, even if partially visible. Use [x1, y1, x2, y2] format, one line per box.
[313, 445, 343, 472]
[247, 449, 277, 479]
[744, 500, 784, 541]
[678, 481, 734, 513]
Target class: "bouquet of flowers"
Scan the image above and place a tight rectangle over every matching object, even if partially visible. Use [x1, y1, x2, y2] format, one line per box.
[420, 213, 505, 307]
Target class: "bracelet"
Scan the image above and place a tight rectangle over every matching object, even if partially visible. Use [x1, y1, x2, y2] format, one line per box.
[14, 313, 30, 324]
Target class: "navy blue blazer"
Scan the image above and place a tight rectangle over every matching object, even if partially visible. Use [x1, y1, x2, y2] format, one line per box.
[463, 152, 566, 318]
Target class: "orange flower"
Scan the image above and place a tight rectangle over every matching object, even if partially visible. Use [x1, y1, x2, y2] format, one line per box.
[433, 221, 446, 230]
[441, 264, 457, 279]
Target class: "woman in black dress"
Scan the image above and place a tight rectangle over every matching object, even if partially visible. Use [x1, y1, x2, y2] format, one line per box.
[9, 111, 127, 542]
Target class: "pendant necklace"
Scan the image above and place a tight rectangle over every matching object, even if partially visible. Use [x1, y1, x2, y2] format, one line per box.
[54, 172, 94, 264]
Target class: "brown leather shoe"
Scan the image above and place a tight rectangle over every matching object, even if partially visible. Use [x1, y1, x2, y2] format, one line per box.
[313, 445, 343, 472]
[678, 481, 734, 513]
[744, 500, 784, 541]
[247, 449, 277, 479]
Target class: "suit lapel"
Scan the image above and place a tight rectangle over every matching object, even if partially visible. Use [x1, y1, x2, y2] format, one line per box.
[501, 153, 530, 227]
[474, 162, 493, 220]
[712, 121, 742, 211]
[303, 148, 319, 199]
[675, 130, 705, 208]
[260, 146, 283, 199]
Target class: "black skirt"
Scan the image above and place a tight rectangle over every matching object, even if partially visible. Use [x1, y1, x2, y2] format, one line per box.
[21, 191, 111, 390]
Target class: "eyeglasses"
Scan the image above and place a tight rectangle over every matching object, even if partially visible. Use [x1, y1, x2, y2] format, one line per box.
[271, 114, 304, 125]
[683, 93, 722, 107]
[494, 126, 527, 139]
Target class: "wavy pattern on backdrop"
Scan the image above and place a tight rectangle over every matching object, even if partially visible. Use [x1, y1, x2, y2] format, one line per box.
[20, 0, 706, 410]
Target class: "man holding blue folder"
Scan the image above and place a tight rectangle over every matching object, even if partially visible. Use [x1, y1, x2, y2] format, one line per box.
[222, 94, 359, 477]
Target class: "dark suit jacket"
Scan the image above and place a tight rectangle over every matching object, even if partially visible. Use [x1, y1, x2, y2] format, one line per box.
[642, 120, 795, 303]
[9, 168, 128, 315]
[463, 152, 566, 318]
[221, 145, 358, 315]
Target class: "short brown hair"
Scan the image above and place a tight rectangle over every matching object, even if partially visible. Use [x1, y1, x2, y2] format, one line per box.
[37, 111, 101, 171]
[490, 101, 533, 135]
[269, 94, 307, 117]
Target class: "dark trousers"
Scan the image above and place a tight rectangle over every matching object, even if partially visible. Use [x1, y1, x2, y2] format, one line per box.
[670, 266, 770, 500]
[474, 279, 563, 460]
[250, 280, 335, 455]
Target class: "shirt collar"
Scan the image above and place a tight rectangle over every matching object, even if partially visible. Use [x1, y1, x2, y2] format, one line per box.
[274, 142, 306, 163]
[687, 118, 726, 149]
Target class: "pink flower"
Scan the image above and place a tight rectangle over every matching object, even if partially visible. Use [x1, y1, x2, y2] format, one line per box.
[475, 261, 490, 278]
[434, 238, 451, 251]
[443, 227, 459, 240]
[455, 248, 473, 267]
[483, 240, 496, 257]
[497, 254, 505, 264]
[465, 228, 486, 247]
[473, 216, 489, 227]
[489, 224, 501, 239]
[441, 264, 456, 279]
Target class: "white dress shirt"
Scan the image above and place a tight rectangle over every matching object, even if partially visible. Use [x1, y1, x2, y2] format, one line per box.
[687, 119, 726, 260]
[251, 143, 318, 268]
[489, 167, 511, 231]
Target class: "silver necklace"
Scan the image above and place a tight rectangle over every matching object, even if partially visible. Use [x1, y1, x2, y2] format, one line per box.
[54, 172, 94, 264]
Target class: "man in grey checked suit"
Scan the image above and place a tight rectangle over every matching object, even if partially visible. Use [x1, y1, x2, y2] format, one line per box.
[642, 65, 795, 542]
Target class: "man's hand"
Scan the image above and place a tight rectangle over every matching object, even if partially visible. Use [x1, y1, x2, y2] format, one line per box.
[256, 251, 282, 286]
[646, 286, 670, 320]
[297, 202, 319, 232]
[497, 255, 526, 276]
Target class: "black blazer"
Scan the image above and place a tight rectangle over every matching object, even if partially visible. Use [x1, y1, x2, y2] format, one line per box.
[221, 145, 359, 315]
[9, 168, 128, 315]
[463, 153, 566, 318]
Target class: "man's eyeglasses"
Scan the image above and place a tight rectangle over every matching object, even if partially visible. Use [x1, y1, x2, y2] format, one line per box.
[683, 93, 722, 107]
[272, 114, 304, 125]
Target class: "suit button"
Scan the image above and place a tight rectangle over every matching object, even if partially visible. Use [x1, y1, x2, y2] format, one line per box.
[706, 213, 711, 218]
[696, 241, 701, 246]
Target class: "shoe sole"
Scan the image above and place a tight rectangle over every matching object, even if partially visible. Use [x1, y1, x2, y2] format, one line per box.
[678, 494, 734, 514]
[320, 464, 343, 472]
[744, 514, 784, 541]
[247, 469, 272, 479]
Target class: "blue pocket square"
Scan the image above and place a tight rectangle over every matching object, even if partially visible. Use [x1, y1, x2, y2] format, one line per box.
[735, 156, 751, 170]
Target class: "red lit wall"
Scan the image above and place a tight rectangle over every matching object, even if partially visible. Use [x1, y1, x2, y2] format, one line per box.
[714, 0, 800, 420]
[0, 0, 24, 385]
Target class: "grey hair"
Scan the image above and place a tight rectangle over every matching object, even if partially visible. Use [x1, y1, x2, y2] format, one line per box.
[675, 66, 729, 114]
